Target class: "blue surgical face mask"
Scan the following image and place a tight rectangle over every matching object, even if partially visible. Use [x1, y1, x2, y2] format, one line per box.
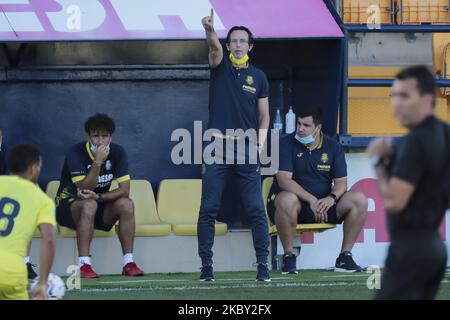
[295, 134, 314, 145]
[294, 128, 318, 145]
[90, 143, 110, 153]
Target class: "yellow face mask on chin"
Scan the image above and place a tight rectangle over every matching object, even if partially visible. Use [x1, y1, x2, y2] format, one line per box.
[229, 53, 249, 66]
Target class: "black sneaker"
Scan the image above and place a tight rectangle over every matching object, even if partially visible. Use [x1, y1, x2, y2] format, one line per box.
[27, 262, 38, 279]
[335, 251, 363, 272]
[281, 252, 298, 275]
[256, 263, 271, 282]
[199, 264, 215, 282]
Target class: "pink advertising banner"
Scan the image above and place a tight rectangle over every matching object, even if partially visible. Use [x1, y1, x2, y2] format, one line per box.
[0, 0, 343, 42]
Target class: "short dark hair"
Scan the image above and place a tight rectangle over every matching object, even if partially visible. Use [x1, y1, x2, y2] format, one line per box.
[298, 106, 323, 126]
[7, 144, 41, 174]
[226, 26, 254, 45]
[396, 65, 436, 107]
[84, 113, 115, 135]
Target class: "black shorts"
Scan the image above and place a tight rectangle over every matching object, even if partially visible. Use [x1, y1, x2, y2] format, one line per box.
[56, 198, 113, 232]
[267, 190, 344, 225]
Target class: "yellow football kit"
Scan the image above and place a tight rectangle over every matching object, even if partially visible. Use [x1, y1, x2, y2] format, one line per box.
[0, 176, 56, 300]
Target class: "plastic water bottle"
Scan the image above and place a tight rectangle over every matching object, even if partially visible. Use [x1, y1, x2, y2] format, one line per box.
[273, 108, 283, 131]
[285, 106, 296, 134]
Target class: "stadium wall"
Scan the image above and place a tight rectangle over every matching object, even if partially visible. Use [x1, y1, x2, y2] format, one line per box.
[0, 39, 344, 227]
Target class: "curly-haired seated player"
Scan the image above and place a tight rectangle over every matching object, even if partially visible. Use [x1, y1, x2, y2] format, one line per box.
[55, 113, 144, 278]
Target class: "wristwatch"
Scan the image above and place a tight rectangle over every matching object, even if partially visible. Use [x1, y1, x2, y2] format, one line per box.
[329, 193, 338, 205]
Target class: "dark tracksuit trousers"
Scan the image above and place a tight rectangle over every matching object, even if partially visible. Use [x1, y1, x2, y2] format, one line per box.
[375, 230, 447, 300]
[197, 149, 269, 266]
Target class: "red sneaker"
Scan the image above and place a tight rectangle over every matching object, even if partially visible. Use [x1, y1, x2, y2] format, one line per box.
[122, 262, 144, 277]
[80, 263, 99, 279]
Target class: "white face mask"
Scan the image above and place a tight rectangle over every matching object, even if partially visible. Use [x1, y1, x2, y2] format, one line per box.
[295, 133, 314, 145]
[90, 143, 110, 154]
[295, 128, 319, 145]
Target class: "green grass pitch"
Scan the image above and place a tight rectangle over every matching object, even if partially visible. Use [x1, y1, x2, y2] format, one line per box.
[57, 269, 450, 300]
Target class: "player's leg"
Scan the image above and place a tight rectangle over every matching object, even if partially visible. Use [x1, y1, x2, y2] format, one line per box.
[421, 240, 447, 299]
[101, 197, 143, 276]
[336, 191, 368, 253]
[24, 241, 37, 279]
[70, 199, 98, 258]
[102, 197, 134, 255]
[273, 191, 301, 254]
[197, 163, 229, 266]
[57, 198, 97, 278]
[272, 191, 301, 275]
[374, 267, 419, 299]
[234, 164, 270, 281]
[374, 243, 422, 299]
[333, 191, 367, 272]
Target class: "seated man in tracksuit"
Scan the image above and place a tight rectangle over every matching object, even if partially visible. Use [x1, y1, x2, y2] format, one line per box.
[267, 106, 368, 274]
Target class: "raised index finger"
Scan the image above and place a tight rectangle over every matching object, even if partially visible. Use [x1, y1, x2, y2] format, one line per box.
[210, 8, 214, 25]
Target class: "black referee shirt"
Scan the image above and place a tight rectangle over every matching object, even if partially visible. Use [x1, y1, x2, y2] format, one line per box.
[388, 115, 450, 233]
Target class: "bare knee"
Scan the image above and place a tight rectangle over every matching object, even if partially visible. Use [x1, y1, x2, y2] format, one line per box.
[113, 197, 134, 217]
[76, 199, 98, 220]
[347, 191, 368, 215]
[274, 192, 301, 216]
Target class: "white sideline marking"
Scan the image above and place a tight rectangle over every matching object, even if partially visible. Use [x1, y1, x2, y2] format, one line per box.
[77, 280, 450, 293]
[321, 274, 369, 278]
[99, 277, 291, 284]
[80, 281, 369, 293]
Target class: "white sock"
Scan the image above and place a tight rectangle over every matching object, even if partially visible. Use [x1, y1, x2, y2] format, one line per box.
[123, 253, 134, 266]
[79, 256, 91, 267]
[24, 256, 30, 265]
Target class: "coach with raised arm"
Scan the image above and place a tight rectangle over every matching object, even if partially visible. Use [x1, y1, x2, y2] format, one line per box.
[197, 9, 271, 282]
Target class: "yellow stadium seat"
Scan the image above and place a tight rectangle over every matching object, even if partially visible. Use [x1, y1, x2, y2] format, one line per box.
[340, 0, 394, 24]
[45, 180, 115, 237]
[156, 179, 227, 236]
[110, 180, 171, 236]
[33, 181, 61, 237]
[46, 180, 60, 200]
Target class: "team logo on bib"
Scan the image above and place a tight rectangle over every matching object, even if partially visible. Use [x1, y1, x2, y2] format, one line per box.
[246, 75, 254, 85]
[321, 153, 329, 163]
[105, 160, 112, 170]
